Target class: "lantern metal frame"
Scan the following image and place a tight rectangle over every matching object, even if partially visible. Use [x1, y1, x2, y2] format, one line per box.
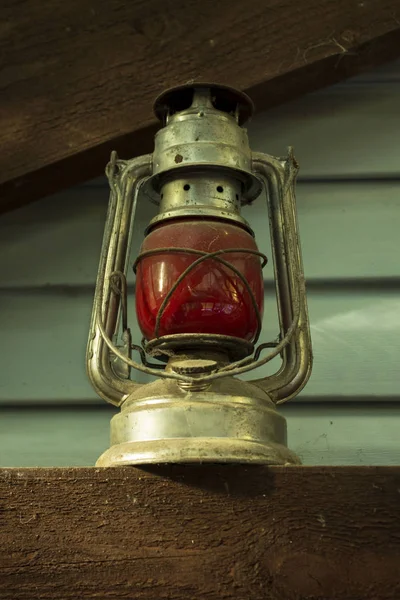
[86, 84, 313, 466]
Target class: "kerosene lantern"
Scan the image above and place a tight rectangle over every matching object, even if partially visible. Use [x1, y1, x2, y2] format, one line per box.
[87, 84, 312, 466]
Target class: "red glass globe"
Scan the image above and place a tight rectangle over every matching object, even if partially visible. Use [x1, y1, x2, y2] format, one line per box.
[135, 218, 264, 342]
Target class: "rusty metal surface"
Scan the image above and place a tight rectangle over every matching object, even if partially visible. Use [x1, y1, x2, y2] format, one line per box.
[86, 84, 313, 465]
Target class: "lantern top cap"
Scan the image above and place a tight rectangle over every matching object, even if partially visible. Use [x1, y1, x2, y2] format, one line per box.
[153, 83, 254, 126]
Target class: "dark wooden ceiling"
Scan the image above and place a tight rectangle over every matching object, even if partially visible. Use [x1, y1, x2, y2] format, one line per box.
[1, 0, 400, 213]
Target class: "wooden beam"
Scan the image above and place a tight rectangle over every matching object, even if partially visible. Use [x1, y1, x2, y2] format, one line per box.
[1, 466, 399, 599]
[1, 1, 400, 214]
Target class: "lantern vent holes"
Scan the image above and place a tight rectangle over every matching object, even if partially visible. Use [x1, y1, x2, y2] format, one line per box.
[217, 186, 224, 193]
[161, 89, 237, 119]
[211, 94, 238, 119]
[165, 89, 194, 120]
[153, 84, 254, 126]
[183, 184, 191, 191]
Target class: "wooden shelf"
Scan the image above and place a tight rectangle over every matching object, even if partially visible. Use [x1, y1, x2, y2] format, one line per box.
[1, 465, 399, 598]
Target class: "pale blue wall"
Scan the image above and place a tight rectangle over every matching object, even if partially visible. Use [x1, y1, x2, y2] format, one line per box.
[1, 60, 400, 466]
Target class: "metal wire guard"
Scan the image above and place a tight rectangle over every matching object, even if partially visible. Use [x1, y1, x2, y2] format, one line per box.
[133, 247, 267, 344]
[96, 261, 302, 385]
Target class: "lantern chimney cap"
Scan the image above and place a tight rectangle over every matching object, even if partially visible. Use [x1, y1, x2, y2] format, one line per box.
[153, 83, 254, 126]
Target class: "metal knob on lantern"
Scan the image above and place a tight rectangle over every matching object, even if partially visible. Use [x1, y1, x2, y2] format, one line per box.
[86, 83, 313, 467]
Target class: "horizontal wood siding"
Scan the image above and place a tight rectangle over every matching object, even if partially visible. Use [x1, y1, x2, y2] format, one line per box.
[1, 404, 400, 467]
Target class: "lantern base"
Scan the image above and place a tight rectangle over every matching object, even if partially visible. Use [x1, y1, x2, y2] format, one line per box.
[96, 377, 300, 467]
[96, 438, 299, 467]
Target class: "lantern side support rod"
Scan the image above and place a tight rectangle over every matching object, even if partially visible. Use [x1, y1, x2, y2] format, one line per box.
[250, 150, 313, 404]
[86, 153, 152, 406]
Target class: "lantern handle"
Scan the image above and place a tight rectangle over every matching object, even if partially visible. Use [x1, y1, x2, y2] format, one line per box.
[86, 152, 152, 407]
[250, 150, 313, 404]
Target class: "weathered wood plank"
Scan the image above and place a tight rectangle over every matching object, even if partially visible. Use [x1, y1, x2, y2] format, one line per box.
[1, 0, 400, 213]
[0, 466, 399, 599]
